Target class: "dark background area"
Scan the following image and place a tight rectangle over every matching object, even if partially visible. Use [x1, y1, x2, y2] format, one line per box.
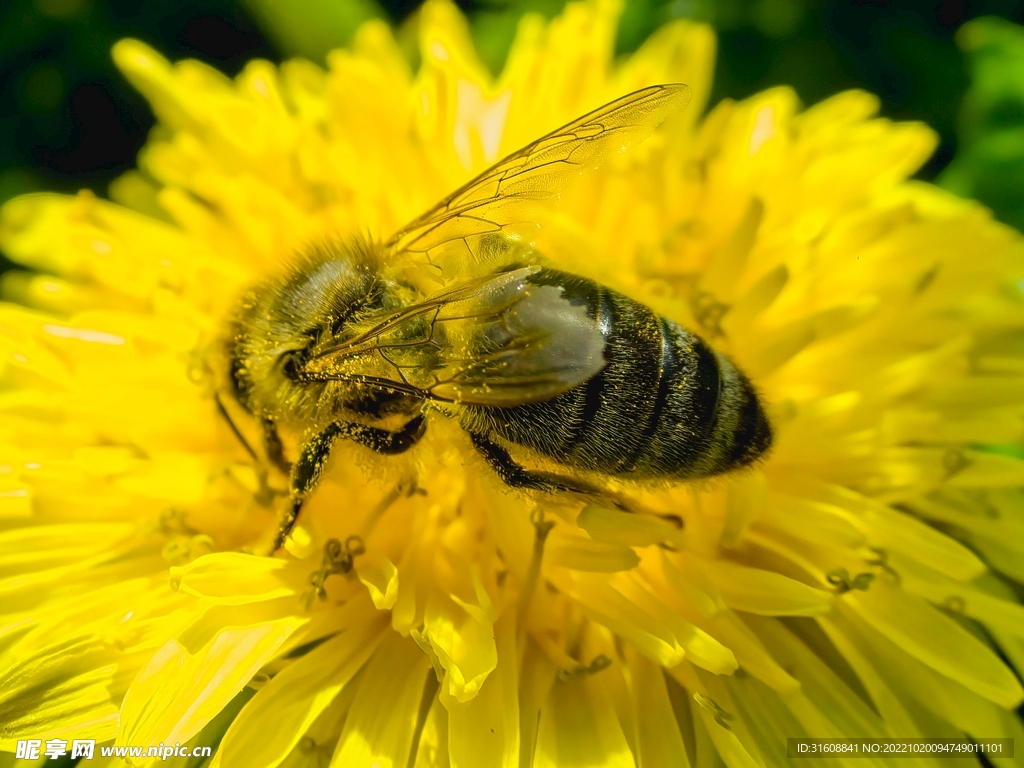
[2, 0, 1024, 230]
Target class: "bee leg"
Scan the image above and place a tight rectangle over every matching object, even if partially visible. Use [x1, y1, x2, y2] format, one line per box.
[468, 431, 633, 510]
[271, 416, 426, 553]
[260, 417, 290, 473]
[213, 392, 259, 461]
[215, 393, 280, 505]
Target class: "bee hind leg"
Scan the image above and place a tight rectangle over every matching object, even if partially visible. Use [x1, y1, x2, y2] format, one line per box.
[468, 431, 636, 512]
[270, 415, 426, 554]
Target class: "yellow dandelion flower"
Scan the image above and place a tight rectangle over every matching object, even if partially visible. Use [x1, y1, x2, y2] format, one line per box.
[2, 1, 1024, 766]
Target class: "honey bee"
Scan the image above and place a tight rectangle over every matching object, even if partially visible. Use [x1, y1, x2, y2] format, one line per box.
[221, 84, 772, 552]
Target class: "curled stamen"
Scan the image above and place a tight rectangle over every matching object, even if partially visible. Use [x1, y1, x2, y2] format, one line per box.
[849, 572, 874, 591]
[826, 567, 850, 591]
[162, 540, 190, 566]
[690, 289, 730, 338]
[159, 507, 197, 536]
[557, 653, 613, 681]
[693, 692, 735, 730]
[161, 534, 214, 566]
[943, 449, 971, 478]
[402, 476, 427, 497]
[944, 595, 966, 614]
[323, 538, 347, 570]
[362, 479, 421, 535]
[659, 514, 685, 529]
[345, 535, 366, 558]
[826, 567, 874, 593]
[866, 546, 901, 582]
[303, 536, 369, 609]
[248, 671, 271, 690]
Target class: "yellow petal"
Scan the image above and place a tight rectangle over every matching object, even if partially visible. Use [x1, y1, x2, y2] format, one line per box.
[356, 555, 399, 610]
[817, 615, 930, 739]
[554, 570, 736, 673]
[0, 635, 119, 748]
[577, 506, 684, 549]
[215, 604, 388, 768]
[626, 650, 691, 768]
[844, 584, 1024, 707]
[119, 616, 305, 751]
[170, 552, 298, 604]
[547, 527, 640, 573]
[839, 607, 1010, 737]
[695, 559, 833, 616]
[423, 591, 497, 703]
[534, 673, 636, 768]
[443, 612, 519, 768]
[330, 634, 431, 768]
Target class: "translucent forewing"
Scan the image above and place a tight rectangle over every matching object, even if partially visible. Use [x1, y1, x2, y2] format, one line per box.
[385, 83, 692, 282]
[300, 268, 606, 406]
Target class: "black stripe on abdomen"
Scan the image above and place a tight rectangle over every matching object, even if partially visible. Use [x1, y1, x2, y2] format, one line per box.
[722, 370, 773, 468]
[566, 290, 663, 471]
[625, 322, 723, 477]
[616, 318, 674, 472]
[566, 284, 612, 447]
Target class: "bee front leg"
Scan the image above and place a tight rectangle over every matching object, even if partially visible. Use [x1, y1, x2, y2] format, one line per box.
[260, 417, 290, 474]
[215, 393, 281, 505]
[214, 392, 259, 461]
[270, 415, 426, 554]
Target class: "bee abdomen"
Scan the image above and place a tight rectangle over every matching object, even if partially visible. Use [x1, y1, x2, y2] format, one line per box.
[463, 269, 771, 479]
[624, 319, 772, 477]
[564, 296, 771, 478]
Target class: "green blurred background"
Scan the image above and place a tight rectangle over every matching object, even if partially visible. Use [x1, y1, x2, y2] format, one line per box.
[3, 0, 1024, 232]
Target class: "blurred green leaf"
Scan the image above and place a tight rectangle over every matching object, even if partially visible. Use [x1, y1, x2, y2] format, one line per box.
[940, 16, 1024, 231]
[462, 0, 567, 75]
[750, 0, 805, 38]
[617, 0, 661, 51]
[0, 168, 42, 205]
[240, 0, 384, 61]
[22, 65, 64, 112]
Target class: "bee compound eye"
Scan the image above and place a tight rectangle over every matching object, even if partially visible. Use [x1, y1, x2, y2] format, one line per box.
[281, 352, 300, 380]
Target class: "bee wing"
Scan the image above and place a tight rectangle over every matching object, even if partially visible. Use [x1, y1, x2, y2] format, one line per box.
[301, 267, 606, 406]
[385, 83, 691, 280]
